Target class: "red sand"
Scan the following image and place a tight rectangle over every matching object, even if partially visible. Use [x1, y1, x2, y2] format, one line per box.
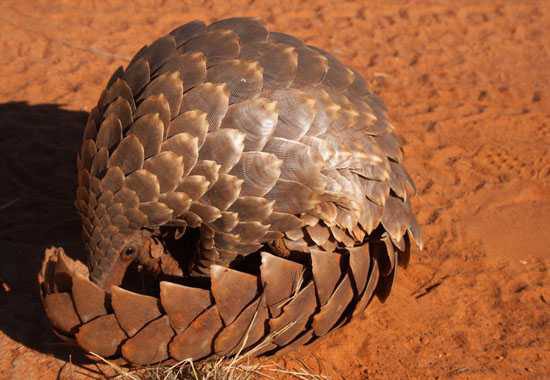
[0, 1, 548, 379]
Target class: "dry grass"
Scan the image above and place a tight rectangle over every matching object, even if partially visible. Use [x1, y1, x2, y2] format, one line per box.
[89, 352, 328, 380]
[87, 296, 327, 380]
[113, 358, 326, 380]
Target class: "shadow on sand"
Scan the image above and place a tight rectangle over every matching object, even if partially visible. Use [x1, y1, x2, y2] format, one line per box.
[0, 102, 94, 365]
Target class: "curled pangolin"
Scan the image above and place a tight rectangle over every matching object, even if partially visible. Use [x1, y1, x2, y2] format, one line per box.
[38, 17, 422, 365]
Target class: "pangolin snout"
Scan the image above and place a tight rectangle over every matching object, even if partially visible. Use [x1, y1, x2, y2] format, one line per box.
[88, 231, 151, 290]
[89, 231, 183, 290]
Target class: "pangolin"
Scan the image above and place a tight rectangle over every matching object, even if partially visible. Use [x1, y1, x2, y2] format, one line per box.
[39, 17, 422, 365]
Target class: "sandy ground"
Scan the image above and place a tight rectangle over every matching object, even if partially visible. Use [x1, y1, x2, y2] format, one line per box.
[0, 1, 549, 379]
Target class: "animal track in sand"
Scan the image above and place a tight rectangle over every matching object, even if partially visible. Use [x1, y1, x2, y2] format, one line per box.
[473, 144, 548, 183]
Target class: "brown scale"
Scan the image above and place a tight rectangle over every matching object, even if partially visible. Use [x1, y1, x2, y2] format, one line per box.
[39, 17, 422, 365]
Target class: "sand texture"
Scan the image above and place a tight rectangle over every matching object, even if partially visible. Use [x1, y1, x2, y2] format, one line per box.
[0, 1, 548, 379]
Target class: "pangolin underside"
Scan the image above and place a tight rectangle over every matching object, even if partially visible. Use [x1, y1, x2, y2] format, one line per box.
[39, 17, 422, 365]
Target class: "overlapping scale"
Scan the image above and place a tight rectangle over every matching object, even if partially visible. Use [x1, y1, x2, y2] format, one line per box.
[263, 138, 324, 191]
[80, 139, 97, 171]
[125, 169, 160, 202]
[76, 314, 127, 357]
[160, 282, 211, 332]
[240, 41, 298, 88]
[143, 151, 184, 193]
[72, 274, 107, 323]
[139, 71, 183, 118]
[111, 286, 162, 336]
[140, 201, 173, 225]
[211, 265, 258, 325]
[268, 211, 304, 232]
[139, 35, 178, 73]
[157, 52, 207, 92]
[305, 223, 330, 247]
[312, 274, 354, 336]
[108, 134, 144, 174]
[162, 132, 199, 177]
[269, 282, 317, 346]
[221, 97, 278, 151]
[104, 97, 133, 132]
[190, 160, 220, 190]
[211, 211, 239, 232]
[169, 20, 206, 47]
[381, 196, 411, 243]
[43, 293, 80, 334]
[202, 174, 242, 210]
[167, 110, 209, 146]
[260, 252, 303, 317]
[136, 94, 171, 135]
[232, 221, 269, 243]
[169, 306, 223, 360]
[199, 129, 245, 173]
[180, 82, 230, 131]
[271, 89, 317, 140]
[310, 249, 342, 305]
[230, 196, 274, 222]
[189, 201, 221, 223]
[100, 78, 135, 111]
[309, 46, 355, 93]
[230, 152, 282, 197]
[158, 191, 191, 217]
[389, 161, 416, 200]
[214, 297, 265, 355]
[90, 147, 108, 178]
[208, 17, 269, 45]
[182, 29, 240, 65]
[353, 256, 380, 317]
[83, 109, 99, 140]
[375, 132, 403, 162]
[265, 178, 318, 214]
[348, 245, 371, 295]
[376, 253, 398, 302]
[207, 59, 263, 103]
[380, 233, 397, 276]
[121, 315, 174, 365]
[123, 58, 151, 96]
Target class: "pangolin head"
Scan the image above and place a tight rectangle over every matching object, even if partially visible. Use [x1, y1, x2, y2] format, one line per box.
[85, 227, 166, 289]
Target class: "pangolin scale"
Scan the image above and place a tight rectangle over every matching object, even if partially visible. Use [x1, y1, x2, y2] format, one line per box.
[39, 17, 422, 365]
